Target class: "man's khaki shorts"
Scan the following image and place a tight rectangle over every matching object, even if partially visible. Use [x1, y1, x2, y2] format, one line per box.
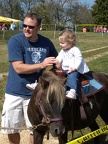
[1, 93, 32, 134]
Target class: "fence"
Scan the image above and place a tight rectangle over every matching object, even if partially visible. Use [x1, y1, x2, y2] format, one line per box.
[41, 24, 107, 32]
[0, 23, 107, 40]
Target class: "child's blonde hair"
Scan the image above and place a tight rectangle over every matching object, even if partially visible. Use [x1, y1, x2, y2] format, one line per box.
[59, 30, 76, 46]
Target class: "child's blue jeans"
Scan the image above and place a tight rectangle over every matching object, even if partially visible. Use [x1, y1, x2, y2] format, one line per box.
[65, 71, 82, 98]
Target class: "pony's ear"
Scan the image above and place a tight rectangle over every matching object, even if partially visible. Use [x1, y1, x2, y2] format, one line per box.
[39, 76, 49, 89]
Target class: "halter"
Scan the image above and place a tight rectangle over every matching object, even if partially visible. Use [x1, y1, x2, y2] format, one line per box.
[38, 93, 63, 124]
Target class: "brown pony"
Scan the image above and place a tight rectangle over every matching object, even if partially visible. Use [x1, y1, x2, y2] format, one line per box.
[27, 70, 108, 144]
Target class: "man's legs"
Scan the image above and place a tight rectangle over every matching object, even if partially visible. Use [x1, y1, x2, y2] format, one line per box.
[23, 98, 34, 144]
[8, 133, 20, 144]
[1, 94, 34, 144]
[8, 133, 34, 144]
[30, 134, 34, 144]
[1, 94, 24, 144]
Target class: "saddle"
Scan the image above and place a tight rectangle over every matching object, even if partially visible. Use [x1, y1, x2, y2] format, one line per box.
[51, 67, 88, 102]
[80, 74, 90, 86]
[52, 68, 104, 98]
[51, 67, 90, 84]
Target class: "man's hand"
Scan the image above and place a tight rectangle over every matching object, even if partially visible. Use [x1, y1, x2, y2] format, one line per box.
[68, 68, 76, 74]
[41, 57, 56, 68]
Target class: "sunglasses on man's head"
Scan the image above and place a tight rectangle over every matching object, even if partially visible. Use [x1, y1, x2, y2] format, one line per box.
[23, 24, 35, 29]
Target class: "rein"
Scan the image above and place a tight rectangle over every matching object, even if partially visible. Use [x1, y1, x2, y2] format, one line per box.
[38, 93, 63, 124]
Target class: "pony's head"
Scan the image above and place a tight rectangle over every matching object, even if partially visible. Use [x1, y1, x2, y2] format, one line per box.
[38, 70, 66, 136]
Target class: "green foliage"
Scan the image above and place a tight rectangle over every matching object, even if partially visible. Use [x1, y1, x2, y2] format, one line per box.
[92, 0, 108, 24]
[0, 0, 93, 25]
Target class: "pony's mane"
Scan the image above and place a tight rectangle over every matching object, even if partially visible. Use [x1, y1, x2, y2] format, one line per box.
[42, 70, 65, 109]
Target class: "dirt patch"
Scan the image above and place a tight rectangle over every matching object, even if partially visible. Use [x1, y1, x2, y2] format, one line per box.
[0, 131, 59, 144]
[85, 51, 108, 62]
[0, 73, 8, 80]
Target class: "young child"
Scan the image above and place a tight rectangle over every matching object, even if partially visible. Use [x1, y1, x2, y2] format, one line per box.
[55, 30, 90, 99]
[26, 30, 90, 100]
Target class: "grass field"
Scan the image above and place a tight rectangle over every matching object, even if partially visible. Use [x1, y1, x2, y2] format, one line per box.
[0, 31, 108, 143]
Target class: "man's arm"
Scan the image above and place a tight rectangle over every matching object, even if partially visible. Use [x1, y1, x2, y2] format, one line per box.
[12, 57, 56, 74]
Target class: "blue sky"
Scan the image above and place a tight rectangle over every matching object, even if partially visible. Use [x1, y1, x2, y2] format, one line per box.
[79, 0, 95, 7]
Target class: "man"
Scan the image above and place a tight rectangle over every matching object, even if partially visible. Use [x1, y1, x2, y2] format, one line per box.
[1, 13, 58, 144]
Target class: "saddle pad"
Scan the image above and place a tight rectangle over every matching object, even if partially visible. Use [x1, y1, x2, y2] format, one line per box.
[81, 75, 104, 97]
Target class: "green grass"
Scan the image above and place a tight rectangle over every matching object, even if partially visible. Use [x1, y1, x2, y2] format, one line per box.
[76, 32, 108, 51]
[39, 31, 108, 51]
[0, 76, 7, 110]
[82, 47, 108, 58]
[0, 44, 9, 73]
[88, 55, 108, 73]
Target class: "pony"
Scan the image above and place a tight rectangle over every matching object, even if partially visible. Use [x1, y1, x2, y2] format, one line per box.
[27, 70, 108, 144]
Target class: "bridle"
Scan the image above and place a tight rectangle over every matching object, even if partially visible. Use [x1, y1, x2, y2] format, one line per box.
[38, 93, 63, 125]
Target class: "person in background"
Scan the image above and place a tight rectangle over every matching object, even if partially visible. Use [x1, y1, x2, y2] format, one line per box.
[1, 12, 57, 144]
[1, 23, 7, 30]
[19, 19, 24, 30]
[0, 24, 2, 30]
[55, 30, 90, 100]
[82, 27, 87, 32]
[9, 22, 16, 30]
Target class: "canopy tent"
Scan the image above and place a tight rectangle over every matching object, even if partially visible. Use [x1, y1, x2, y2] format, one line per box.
[0, 16, 20, 23]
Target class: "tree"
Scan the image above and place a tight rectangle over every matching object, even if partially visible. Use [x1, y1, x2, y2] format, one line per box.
[0, 0, 39, 19]
[20, 0, 39, 15]
[33, 0, 93, 25]
[0, 0, 23, 19]
[56, 0, 93, 25]
[0, 0, 94, 26]
[0, 0, 24, 19]
[33, 0, 52, 24]
[92, 0, 108, 25]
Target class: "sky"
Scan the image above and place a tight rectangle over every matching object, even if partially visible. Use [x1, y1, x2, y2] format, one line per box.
[79, 0, 95, 7]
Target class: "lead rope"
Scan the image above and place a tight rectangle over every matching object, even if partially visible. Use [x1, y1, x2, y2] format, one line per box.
[0, 123, 46, 132]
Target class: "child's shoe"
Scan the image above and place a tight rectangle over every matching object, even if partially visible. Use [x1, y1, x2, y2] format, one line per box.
[26, 80, 38, 90]
[66, 89, 77, 99]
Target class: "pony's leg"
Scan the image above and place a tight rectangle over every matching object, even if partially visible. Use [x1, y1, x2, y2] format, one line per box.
[33, 130, 45, 144]
[99, 112, 108, 142]
[58, 131, 68, 144]
[89, 121, 100, 144]
[100, 110, 108, 125]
